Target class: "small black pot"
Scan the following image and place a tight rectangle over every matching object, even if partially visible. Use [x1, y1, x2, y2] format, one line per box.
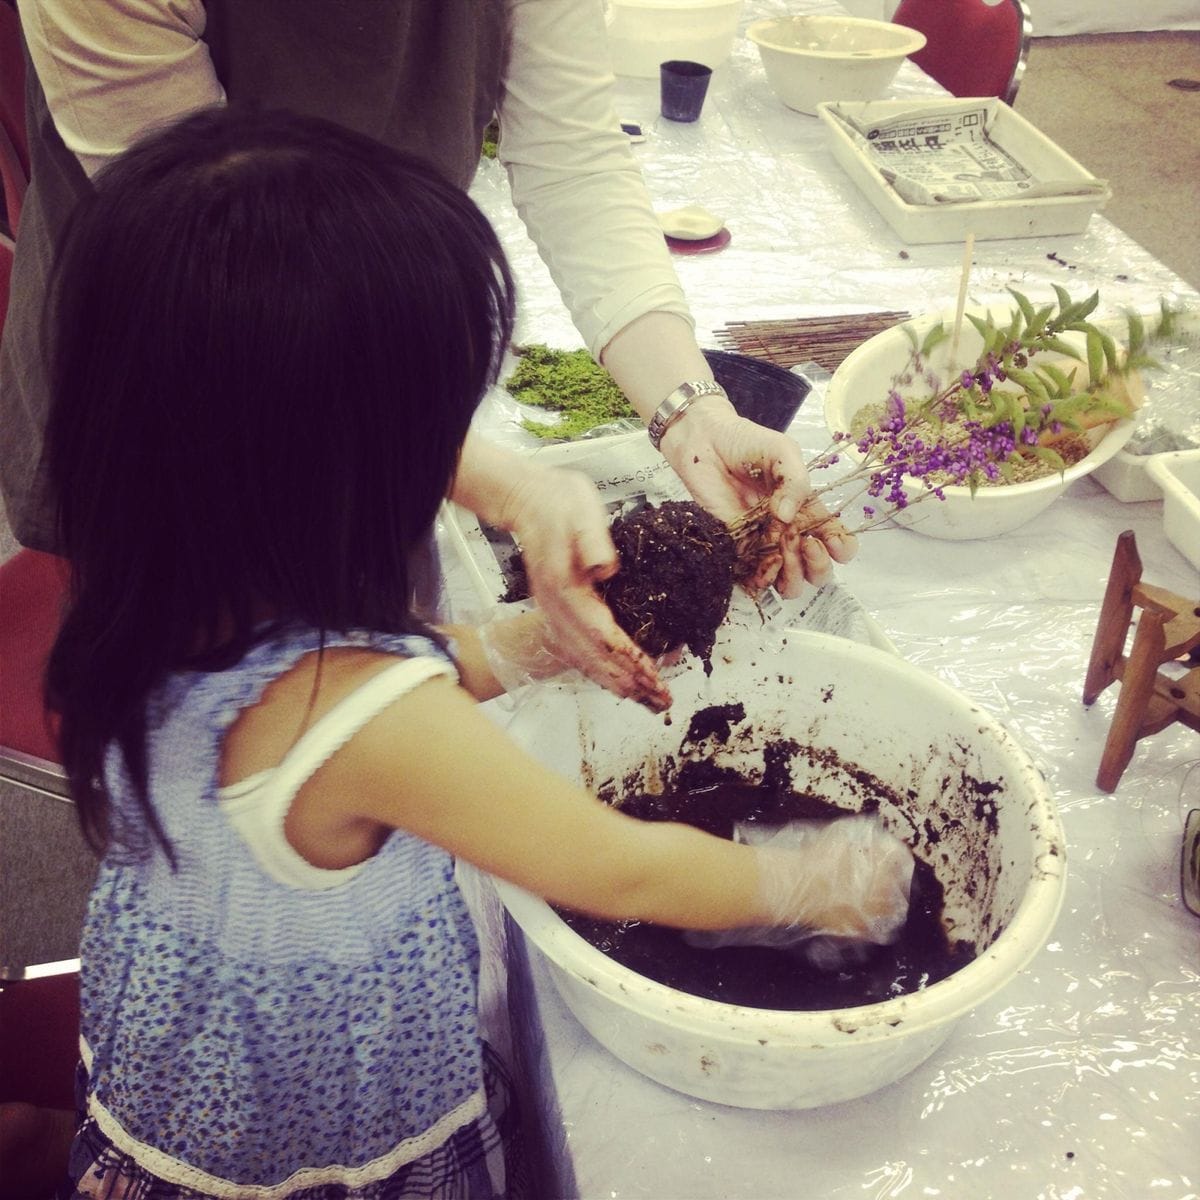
[702, 348, 812, 433]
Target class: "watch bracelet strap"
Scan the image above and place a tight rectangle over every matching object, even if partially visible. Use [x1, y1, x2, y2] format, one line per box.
[647, 379, 728, 450]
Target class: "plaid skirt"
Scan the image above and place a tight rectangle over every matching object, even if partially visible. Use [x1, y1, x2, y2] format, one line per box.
[58, 1044, 530, 1200]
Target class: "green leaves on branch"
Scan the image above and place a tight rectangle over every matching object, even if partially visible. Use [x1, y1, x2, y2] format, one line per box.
[896, 287, 1157, 473]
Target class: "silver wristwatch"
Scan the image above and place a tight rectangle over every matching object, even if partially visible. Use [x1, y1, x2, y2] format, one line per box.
[647, 379, 728, 450]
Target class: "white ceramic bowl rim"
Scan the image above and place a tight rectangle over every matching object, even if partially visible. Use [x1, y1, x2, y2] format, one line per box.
[746, 14, 927, 58]
[611, 0, 738, 9]
[498, 632, 1066, 1047]
[828, 306, 1138, 501]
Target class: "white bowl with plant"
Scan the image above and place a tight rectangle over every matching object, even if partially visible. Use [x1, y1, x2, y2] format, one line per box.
[819, 289, 1146, 541]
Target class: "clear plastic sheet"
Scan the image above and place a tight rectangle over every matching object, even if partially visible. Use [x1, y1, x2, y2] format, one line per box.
[453, 4, 1200, 1196]
[1125, 324, 1200, 455]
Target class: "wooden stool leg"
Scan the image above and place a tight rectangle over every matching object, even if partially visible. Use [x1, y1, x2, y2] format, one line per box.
[1096, 606, 1168, 793]
[1083, 530, 1142, 706]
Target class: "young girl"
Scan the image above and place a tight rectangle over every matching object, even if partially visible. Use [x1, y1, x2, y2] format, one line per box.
[44, 108, 912, 1198]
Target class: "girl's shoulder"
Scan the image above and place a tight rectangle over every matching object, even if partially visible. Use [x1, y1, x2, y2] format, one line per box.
[155, 624, 455, 736]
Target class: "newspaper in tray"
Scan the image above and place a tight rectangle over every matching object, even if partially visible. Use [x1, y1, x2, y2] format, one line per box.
[826, 100, 1108, 207]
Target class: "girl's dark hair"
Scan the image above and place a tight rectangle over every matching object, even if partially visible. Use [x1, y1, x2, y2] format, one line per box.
[44, 106, 516, 854]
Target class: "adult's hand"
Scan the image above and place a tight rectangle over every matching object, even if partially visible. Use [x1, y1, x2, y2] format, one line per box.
[657, 396, 859, 596]
[600, 312, 858, 596]
[452, 434, 671, 711]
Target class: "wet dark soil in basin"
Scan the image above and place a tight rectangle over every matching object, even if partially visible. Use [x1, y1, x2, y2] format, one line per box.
[558, 782, 976, 1011]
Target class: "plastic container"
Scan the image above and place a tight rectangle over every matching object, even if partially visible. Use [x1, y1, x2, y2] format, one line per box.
[605, 0, 743, 78]
[818, 97, 1111, 244]
[1146, 449, 1200, 570]
[1093, 307, 1200, 502]
[660, 59, 713, 122]
[747, 14, 925, 116]
[497, 628, 1067, 1109]
[1092, 448, 1165, 503]
[823, 306, 1142, 540]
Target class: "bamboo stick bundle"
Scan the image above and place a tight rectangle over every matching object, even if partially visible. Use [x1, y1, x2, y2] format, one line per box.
[713, 311, 911, 371]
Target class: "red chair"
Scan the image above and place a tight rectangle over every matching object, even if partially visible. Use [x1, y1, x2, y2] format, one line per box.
[1, 14, 81, 1182]
[0, 231, 12, 322]
[0, 962, 79, 1112]
[0, 549, 78, 1190]
[891, 0, 1032, 107]
[0, 0, 28, 235]
[0, 961, 80, 1199]
[0, 549, 69, 791]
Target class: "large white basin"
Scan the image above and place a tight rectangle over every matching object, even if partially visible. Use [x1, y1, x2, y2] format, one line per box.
[498, 628, 1066, 1109]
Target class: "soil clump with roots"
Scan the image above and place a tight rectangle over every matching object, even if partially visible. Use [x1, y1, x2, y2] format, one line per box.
[601, 500, 737, 666]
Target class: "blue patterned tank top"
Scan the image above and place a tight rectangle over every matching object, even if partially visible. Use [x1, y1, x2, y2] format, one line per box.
[78, 625, 486, 1190]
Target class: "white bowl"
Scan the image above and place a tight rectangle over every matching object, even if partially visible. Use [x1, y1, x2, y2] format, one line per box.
[823, 308, 1141, 541]
[747, 15, 926, 116]
[498, 629, 1066, 1110]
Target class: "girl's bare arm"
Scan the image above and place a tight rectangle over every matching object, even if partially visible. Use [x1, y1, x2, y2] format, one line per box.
[262, 657, 765, 930]
[225, 650, 911, 939]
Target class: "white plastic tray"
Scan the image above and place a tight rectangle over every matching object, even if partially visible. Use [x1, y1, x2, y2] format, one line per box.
[1146, 449, 1200, 570]
[817, 97, 1111, 244]
[1092, 307, 1200, 502]
[1091, 449, 1164, 503]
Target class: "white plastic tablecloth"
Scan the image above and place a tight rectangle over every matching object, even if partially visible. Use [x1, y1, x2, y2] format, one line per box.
[455, 4, 1200, 1197]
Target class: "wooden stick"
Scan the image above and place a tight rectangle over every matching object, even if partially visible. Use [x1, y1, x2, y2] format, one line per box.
[949, 233, 975, 365]
[712, 311, 911, 369]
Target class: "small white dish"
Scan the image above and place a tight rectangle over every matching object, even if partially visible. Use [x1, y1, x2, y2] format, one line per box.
[656, 204, 725, 241]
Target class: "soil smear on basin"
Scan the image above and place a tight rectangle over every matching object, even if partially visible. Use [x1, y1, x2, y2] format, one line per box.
[601, 500, 736, 667]
[558, 779, 977, 1011]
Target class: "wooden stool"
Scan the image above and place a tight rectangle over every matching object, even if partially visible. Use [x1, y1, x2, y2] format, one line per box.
[1083, 530, 1200, 793]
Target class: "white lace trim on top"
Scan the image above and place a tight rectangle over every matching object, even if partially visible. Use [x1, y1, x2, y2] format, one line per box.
[81, 1040, 487, 1195]
[217, 655, 456, 890]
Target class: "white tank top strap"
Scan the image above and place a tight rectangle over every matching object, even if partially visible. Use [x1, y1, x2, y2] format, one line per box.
[219, 654, 456, 889]
[270, 655, 454, 800]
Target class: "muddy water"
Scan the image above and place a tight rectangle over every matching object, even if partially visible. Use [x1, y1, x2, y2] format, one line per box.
[559, 782, 976, 1011]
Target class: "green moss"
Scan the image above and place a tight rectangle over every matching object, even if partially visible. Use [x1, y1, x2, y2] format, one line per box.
[481, 117, 500, 160]
[506, 344, 636, 440]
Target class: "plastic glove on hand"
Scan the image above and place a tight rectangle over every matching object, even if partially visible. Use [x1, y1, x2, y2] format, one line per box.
[476, 606, 569, 696]
[501, 463, 671, 711]
[688, 814, 915, 957]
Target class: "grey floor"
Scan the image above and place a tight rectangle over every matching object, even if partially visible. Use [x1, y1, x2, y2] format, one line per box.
[1015, 32, 1200, 290]
[2, 30, 1199, 967]
[0, 787, 95, 967]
